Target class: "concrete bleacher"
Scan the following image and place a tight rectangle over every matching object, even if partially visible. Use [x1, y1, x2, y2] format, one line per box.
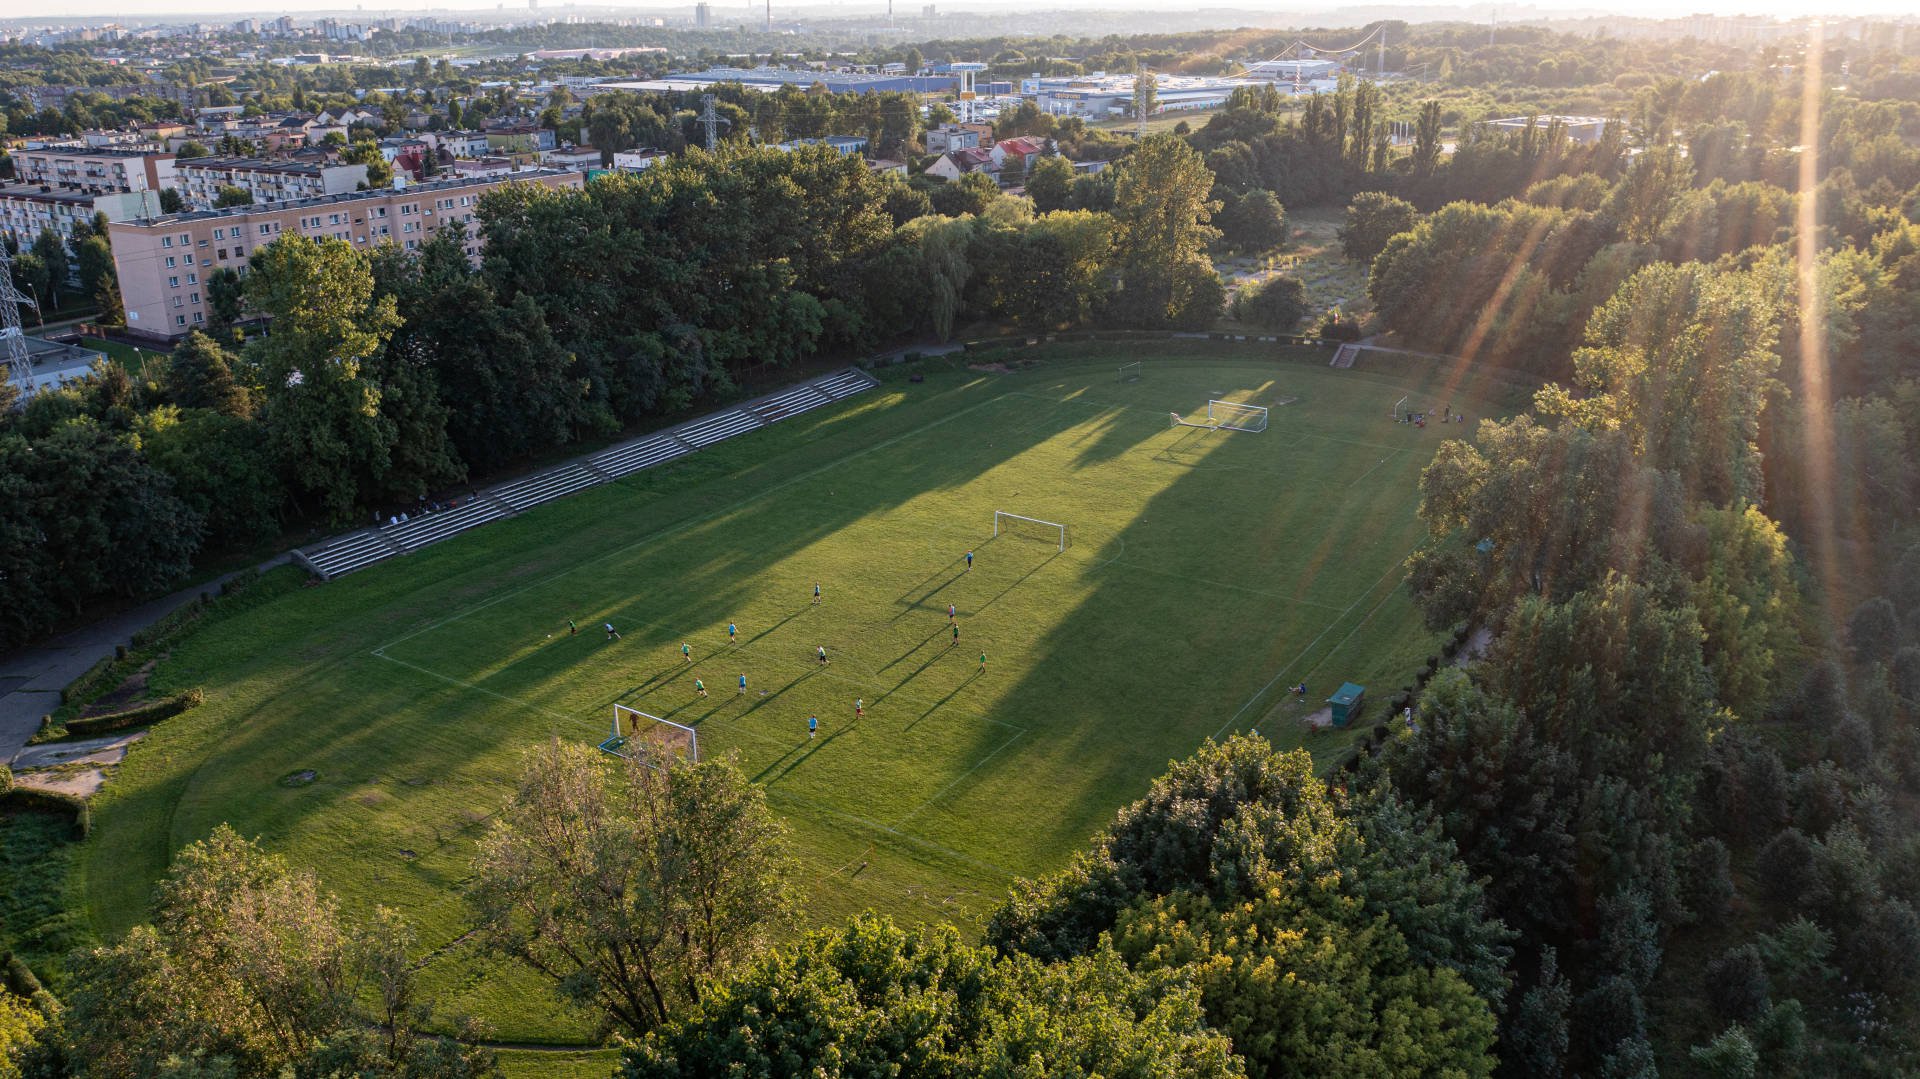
[590, 434, 690, 479]
[674, 408, 763, 448]
[493, 463, 602, 512]
[296, 366, 881, 579]
[302, 530, 398, 578]
[384, 499, 507, 552]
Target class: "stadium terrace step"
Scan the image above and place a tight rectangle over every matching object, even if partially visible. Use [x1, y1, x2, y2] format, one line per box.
[292, 367, 879, 581]
[675, 409, 763, 448]
[386, 500, 509, 551]
[303, 531, 399, 579]
[590, 435, 691, 479]
[751, 385, 834, 423]
[817, 369, 878, 398]
[493, 464, 604, 511]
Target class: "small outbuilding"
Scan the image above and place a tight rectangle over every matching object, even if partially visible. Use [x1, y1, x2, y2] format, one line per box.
[1326, 682, 1366, 727]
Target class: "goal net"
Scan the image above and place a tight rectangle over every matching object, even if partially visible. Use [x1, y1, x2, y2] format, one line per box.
[1118, 360, 1143, 383]
[993, 510, 1067, 551]
[601, 705, 699, 765]
[1208, 400, 1269, 433]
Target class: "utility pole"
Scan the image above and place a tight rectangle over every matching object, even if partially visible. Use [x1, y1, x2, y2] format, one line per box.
[1378, 27, 1386, 75]
[0, 243, 38, 403]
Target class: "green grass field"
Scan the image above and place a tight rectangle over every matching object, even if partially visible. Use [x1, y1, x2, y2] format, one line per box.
[73, 343, 1523, 1047]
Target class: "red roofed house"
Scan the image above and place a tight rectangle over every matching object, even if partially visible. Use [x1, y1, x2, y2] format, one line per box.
[922, 147, 997, 182]
[991, 136, 1049, 180]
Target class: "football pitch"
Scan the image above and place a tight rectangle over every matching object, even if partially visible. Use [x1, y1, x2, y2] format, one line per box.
[78, 344, 1521, 1044]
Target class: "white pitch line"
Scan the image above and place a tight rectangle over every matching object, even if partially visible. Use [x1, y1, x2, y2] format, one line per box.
[891, 725, 1027, 830]
[1211, 542, 1422, 741]
[371, 389, 1011, 655]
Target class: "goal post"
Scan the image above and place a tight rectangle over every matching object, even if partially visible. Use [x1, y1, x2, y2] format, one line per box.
[1118, 360, 1143, 382]
[1207, 399, 1269, 433]
[993, 510, 1067, 551]
[601, 704, 699, 765]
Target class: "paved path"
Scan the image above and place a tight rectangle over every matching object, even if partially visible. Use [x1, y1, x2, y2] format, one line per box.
[0, 561, 284, 765]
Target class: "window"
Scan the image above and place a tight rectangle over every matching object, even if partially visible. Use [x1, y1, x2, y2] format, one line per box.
[165, 256, 176, 268]
[213, 227, 225, 240]
[197, 239, 207, 248]
[192, 311, 203, 323]
[328, 213, 342, 225]
[190, 292, 200, 303]
[172, 297, 182, 308]
[162, 236, 173, 249]
[401, 203, 416, 215]
[175, 315, 186, 327]
[168, 276, 179, 288]
[179, 233, 191, 245]
[258, 223, 271, 235]
[215, 249, 226, 260]
[186, 273, 197, 285]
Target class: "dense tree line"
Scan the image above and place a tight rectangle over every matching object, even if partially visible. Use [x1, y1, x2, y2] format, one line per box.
[0, 137, 1234, 648]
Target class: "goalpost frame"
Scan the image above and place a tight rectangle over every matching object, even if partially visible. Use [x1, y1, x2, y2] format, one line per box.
[602, 704, 700, 765]
[993, 510, 1067, 552]
[1207, 399, 1269, 433]
[1118, 360, 1143, 382]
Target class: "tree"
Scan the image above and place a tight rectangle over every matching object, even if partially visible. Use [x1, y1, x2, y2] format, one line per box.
[1025, 153, 1074, 214]
[0, 991, 46, 1079]
[1339, 191, 1418, 262]
[135, 406, 284, 551]
[175, 139, 210, 158]
[1110, 134, 1220, 326]
[244, 235, 403, 522]
[1132, 66, 1157, 120]
[341, 138, 393, 186]
[1216, 189, 1288, 253]
[621, 916, 1242, 1078]
[204, 266, 245, 341]
[63, 827, 494, 1079]
[166, 331, 252, 416]
[1688, 1026, 1759, 1078]
[1506, 946, 1572, 1077]
[1706, 945, 1771, 1023]
[471, 741, 799, 1035]
[1114, 882, 1499, 1078]
[213, 185, 253, 208]
[1232, 275, 1307, 331]
[158, 187, 185, 213]
[30, 230, 67, 305]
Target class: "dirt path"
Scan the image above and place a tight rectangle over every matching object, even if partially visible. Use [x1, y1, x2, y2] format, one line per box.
[9, 732, 145, 797]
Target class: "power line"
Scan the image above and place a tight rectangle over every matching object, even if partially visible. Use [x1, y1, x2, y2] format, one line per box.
[0, 244, 39, 402]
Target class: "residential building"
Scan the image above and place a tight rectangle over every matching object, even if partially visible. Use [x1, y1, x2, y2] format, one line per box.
[109, 169, 583, 342]
[12, 145, 177, 195]
[924, 123, 981, 154]
[611, 149, 669, 172]
[484, 125, 556, 153]
[539, 146, 603, 170]
[990, 136, 1048, 178]
[433, 130, 492, 158]
[773, 135, 869, 156]
[0, 184, 162, 280]
[922, 147, 995, 181]
[867, 159, 908, 177]
[174, 158, 368, 209]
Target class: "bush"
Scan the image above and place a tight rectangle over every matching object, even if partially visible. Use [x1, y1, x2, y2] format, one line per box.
[1316, 310, 1363, 341]
[0, 786, 91, 838]
[1233, 276, 1308, 332]
[1757, 828, 1816, 904]
[62, 688, 205, 738]
[0, 763, 10, 795]
[1705, 945, 1770, 1022]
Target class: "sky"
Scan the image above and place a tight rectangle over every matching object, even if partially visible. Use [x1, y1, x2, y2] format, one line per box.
[3, 0, 1901, 25]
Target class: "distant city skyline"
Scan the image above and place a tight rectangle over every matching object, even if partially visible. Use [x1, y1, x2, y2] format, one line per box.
[9, 0, 1913, 23]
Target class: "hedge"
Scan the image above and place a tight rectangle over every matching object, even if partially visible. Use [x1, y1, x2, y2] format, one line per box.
[59, 567, 276, 713]
[0, 787, 90, 839]
[62, 689, 205, 739]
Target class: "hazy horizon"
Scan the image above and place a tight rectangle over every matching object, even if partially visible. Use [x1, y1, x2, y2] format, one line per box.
[6, 0, 1911, 27]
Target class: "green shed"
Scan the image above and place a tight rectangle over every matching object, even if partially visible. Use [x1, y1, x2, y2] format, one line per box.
[1326, 683, 1366, 727]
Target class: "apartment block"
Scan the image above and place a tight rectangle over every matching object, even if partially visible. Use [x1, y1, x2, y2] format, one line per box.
[109, 169, 583, 342]
[173, 157, 369, 209]
[12, 145, 177, 196]
[0, 184, 162, 279]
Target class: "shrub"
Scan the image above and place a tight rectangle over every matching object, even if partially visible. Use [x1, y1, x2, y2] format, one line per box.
[63, 689, 205, 739]
[1757, 828, 1816, 905]
[0, 786, 91, 838]
[1705, 945, 1770, 1022]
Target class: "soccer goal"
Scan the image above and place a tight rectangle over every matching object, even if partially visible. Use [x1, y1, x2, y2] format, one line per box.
[1208, 400, 1269, 433]
[600, 704, 699, 765]
[993, 510, 1067, 551]
[1118, 360, 1143, 383]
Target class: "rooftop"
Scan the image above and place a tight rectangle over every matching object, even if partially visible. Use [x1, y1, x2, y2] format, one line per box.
[175, 156, 339, 175]
[120, 168, 581, 225]
[16, 144, 173, 159]
[0, 182, 115, 206]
